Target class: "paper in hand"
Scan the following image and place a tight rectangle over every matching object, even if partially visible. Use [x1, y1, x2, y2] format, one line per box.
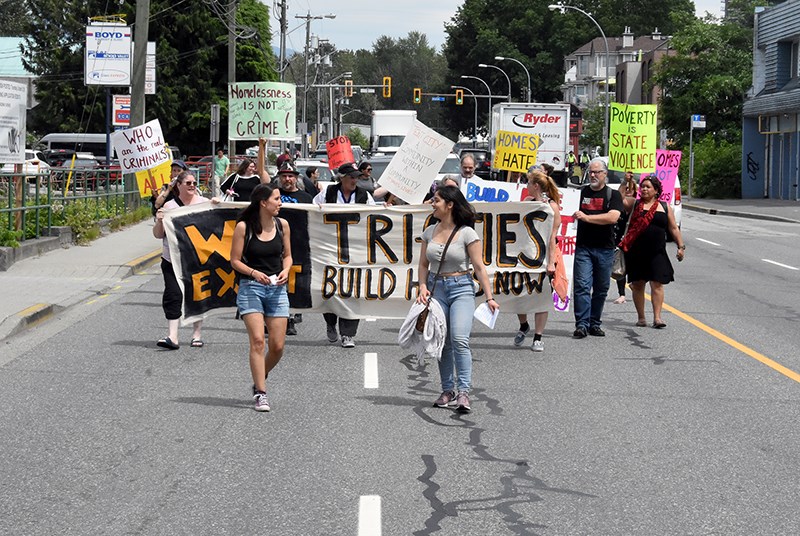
[473, 302, 499, 329]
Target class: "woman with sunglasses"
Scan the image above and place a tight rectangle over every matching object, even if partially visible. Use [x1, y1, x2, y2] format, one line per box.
[152, 171, 209, 350]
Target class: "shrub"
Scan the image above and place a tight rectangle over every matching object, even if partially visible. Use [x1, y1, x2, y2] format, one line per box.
[679, 135, 742, 199]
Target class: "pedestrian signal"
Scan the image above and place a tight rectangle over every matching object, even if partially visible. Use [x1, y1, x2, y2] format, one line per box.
[455, 89, 464, 105]
[383, 76, 391, 98]
[344, 79, 353, 97]
[413, 88, 421, 104]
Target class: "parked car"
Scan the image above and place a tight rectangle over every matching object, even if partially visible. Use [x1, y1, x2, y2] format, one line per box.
[435, 154, 462, 183]
[575, 156, 682, 228]
[459, 148, 492, 180]
[23, 149, 51, 182]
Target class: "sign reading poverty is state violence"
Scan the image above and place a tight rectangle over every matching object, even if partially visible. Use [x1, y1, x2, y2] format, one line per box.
[639, 149, 682, 204]
[162, 202, 556, 323]
[110, 118, 170, 173]
[228, 82, 296, 140]
[378, 120, 454, 204]
[493, 130, 541, 173]
[608, 103, 658, 173]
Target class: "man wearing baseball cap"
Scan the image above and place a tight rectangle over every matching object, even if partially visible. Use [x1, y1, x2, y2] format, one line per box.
[312, 163, 375, 348]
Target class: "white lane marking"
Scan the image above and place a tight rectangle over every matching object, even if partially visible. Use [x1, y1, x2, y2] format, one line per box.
[365, 318, 377, 322]
[358, 495, 382, 536]
[364, 352, 379, 389]
[696, 237, 720, 246]
[762, 259, 799, 271]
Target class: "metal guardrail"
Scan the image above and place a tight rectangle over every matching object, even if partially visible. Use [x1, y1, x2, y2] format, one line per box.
[0, 169, 141, 242]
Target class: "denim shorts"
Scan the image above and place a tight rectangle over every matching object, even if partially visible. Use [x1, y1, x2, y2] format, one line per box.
[237, 279, 290, 318]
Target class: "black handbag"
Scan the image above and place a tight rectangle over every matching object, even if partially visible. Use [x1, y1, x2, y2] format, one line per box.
[415, 226, 459, 333]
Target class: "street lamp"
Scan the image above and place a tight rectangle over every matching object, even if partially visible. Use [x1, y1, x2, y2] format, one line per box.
[461, 75, 493, 134]
[451, 85, 478, 147]
[478, 63, 512, 103]
[495, 56, 531, 102]
[549, 3, 610, 156]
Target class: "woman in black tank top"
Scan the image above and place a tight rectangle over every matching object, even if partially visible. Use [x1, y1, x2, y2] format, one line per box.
[230, 183, 293, 412]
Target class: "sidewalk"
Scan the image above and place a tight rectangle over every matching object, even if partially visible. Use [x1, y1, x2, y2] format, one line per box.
[682, 198, 800, 224]
[0, 219, 161, 341]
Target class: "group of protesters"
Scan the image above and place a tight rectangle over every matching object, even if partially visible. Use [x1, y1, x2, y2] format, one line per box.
[152, 142, 686, 413]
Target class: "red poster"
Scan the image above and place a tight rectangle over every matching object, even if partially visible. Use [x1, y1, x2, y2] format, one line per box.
[326, 136, 355, 170]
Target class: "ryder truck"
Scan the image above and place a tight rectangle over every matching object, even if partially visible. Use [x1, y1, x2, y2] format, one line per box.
[490, 103, 571, 181]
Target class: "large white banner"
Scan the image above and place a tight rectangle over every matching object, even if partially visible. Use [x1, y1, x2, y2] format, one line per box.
[0, 79, 27, 164]
[111, 119, 170, 173]
[163, 202, 558, 323]
[85, 25, 132, 86]
[379, 120, 454, 204]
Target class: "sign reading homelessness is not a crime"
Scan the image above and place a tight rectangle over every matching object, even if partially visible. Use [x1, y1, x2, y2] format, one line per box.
[228, 81, 296, 141]
[163, 202, 555, 323]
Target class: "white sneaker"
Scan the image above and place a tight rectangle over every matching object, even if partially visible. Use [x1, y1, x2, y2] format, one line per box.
[531, 339, 544, 352]
[341, 335, 355, 348]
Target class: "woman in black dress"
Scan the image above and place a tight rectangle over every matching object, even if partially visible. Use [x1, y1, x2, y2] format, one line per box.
[619, 176, 686, 328]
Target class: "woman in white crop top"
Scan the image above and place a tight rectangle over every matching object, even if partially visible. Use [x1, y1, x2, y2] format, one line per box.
[416, 186, 499, 413]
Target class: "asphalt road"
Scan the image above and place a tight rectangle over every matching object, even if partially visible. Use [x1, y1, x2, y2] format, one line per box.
[1, 211, 798, 536]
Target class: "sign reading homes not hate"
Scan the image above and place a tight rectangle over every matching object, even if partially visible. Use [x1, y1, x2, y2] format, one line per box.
[228, 82, 296, 141]
[639, 149, 682, 204]
[111, 119, 170, 173]
[493, 130, 541, 173]
[608, 103, 658, 174]
[378, 120, 454, 204]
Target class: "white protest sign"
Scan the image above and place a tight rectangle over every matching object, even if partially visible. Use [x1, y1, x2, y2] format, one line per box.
[378, 120, 454, 204]
[228, 81, 296, 141]
[110, 118, 171, 173]
[0, 79, 27, 164]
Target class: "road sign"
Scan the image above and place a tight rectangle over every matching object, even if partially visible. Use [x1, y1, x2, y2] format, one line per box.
[691, 114, 706, 128]
[431, 96, 445, 102]
[112, 94, 131, 126]
[360, 88, 375, 94]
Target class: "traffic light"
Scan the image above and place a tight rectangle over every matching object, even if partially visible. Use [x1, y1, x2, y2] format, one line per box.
[455, 89, 464, 105]
[413, 88, 421, 104]
[382, 76, 391, 98]
[344, 79, 353, 97]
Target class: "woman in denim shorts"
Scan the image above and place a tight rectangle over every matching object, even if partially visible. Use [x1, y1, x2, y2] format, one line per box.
[230, 184, 292, 412]
[416, 186, 499, 413]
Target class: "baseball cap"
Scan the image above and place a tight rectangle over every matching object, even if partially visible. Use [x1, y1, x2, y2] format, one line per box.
[338, 162, 363, 178]
[278, 162, 300, 175]
[172, 160, 188, 170]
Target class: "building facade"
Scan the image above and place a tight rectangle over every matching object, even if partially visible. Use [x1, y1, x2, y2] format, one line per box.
[741, 1, 800, 200]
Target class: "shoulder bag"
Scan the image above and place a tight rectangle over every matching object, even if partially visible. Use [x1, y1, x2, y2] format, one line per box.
[415, 226, 460, 333]
[611, 201, 634, 281]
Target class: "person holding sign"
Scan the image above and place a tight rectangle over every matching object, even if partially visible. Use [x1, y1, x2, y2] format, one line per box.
[513, 170, 561, 352]
[417, 186, 499, 413]
[572, 158, 624, 339]
[618, 176, 685, 329]
[229, 183, 293, 412]
[153, 171, 209, 350]
[613, 171, 638, 305]
[215, 138, 270, 203]
[313, 163, 376, 348]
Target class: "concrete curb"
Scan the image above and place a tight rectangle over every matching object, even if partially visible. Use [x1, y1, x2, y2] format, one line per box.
[682, 203, 800, 224]
[0, 248, 162, 342]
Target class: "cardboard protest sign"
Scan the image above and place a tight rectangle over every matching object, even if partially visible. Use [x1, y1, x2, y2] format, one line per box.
[378, 120, 454, 204]
[163, 201, 557, 323]
[135, 160, 172, 199]
[608, 103, 658, 173]
[493, 130, 541, 173]
[325, 135, 355, 170]
[228, 82, 296, 141]
[639, 149, 682, 204]
[110, 119, 170, 173]
[461, 176, 527, 203]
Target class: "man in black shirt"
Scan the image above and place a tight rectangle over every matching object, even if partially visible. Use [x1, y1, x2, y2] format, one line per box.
[572, 158, 624, 338]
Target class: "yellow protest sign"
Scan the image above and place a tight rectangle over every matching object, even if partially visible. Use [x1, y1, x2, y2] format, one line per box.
[494, 130, 541, 173]
[608, 103, 657, 173]
[135, 159, 172, 198]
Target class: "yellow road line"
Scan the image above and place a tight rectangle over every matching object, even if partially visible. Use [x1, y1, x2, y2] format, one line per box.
[651, 294, 800, 384]
[16, 303, 50, 317]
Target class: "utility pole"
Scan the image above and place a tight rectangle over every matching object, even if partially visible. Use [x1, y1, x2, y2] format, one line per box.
[131, 0, 149, 128]
[296, 12, 335, 157]
[227, 0, 237, 161]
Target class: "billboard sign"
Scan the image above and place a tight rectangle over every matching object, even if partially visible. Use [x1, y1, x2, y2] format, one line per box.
[85, 25, 132, 86]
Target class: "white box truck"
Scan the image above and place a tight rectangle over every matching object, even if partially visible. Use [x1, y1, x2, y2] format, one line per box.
[490, 103, 571, 177]
[370, 110, 417, 155]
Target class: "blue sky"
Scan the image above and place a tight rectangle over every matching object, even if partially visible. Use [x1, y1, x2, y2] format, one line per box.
[273, 0, 725, 52]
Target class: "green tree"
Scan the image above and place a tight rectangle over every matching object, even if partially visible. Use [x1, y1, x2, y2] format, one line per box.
[579, 99, 605, 151]
[21, 1, 276, 155]
[344, 127, 369, 150]
[0, 0, 27, 36]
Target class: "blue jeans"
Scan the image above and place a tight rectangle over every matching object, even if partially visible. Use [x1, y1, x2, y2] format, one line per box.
[573, 246, 616, 330]
[428, 274, 475, 393]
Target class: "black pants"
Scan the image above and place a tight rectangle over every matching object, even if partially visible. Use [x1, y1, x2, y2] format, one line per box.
[323, 313, 359, 337]
[161, 258, 183, 320]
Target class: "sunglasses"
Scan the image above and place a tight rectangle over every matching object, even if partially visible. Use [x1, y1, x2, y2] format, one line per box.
[365, 168, 372, 171]
[182, 181, 197, 186]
